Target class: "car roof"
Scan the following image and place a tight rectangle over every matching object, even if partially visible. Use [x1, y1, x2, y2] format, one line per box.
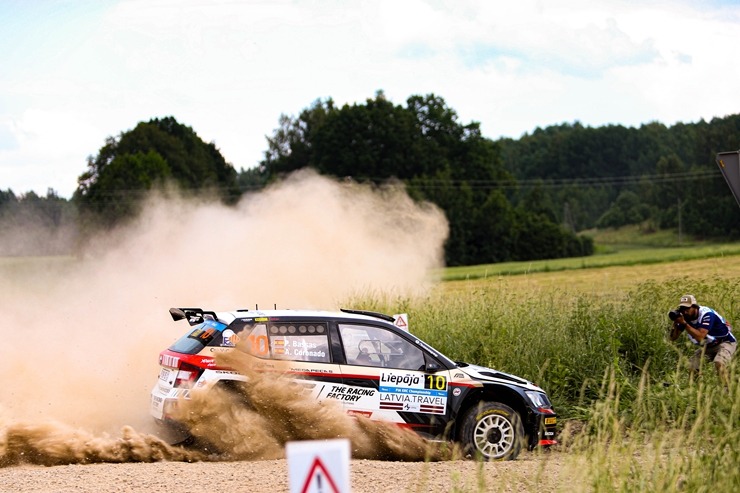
[207, 308, 395, 326]
[171, 306, 458, 369]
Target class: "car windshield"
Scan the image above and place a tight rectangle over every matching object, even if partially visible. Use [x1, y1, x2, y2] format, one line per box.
[169, 320, 226, 354]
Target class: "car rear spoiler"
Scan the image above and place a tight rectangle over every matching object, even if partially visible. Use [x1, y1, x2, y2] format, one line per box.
[340, 308, 395, 322]
[169, 307, 219, 326]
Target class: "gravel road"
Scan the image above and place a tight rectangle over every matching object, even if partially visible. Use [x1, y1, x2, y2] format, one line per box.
[0, 451, 566, 493]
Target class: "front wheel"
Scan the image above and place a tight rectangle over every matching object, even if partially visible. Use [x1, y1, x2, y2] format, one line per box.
[459, 402, 524, 460]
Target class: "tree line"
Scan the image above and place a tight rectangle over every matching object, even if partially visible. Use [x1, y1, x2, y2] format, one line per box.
[498, 117, 740, 237]
[2, 94, 738, 264]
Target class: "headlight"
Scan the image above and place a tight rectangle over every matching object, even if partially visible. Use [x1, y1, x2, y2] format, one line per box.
[525, 390, 551, 409]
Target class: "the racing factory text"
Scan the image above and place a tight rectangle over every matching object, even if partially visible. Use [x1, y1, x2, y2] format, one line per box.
[326, 385, 376, 402]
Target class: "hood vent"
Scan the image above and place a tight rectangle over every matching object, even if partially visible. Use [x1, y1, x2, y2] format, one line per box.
[478, 371, 527, 384]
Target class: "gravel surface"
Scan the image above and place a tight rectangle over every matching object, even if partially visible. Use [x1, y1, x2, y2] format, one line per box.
[0, 451, 566, 493]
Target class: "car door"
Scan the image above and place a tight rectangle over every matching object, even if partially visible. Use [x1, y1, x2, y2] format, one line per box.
[336, 323, 452, 437]
[259, 319, 345, 398]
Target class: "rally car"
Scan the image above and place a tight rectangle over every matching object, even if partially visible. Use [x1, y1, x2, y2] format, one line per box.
[150, 307, 557, 460]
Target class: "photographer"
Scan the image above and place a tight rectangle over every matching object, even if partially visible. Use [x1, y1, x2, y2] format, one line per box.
[669, 294, 736, 383]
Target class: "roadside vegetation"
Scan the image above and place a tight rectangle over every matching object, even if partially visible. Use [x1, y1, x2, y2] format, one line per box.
[356, 239, 739, 492]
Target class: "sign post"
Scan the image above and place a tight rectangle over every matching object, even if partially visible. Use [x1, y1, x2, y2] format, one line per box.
[287, 439, 351, 493]
[716, 151, 740, 208]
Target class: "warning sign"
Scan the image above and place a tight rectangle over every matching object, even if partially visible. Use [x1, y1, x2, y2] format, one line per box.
[287, 439, 350, 493]
[393, 313, 409, 331]
[716, 151, 740, 208]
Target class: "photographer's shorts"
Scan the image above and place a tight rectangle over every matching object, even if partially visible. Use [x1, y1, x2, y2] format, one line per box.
[690, 341, 737, 371]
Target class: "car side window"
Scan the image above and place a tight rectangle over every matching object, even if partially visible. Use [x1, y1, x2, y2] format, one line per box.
[339, 324, 425, 371]
[240, 324, 270, 357]
[268, 323, 331, 363]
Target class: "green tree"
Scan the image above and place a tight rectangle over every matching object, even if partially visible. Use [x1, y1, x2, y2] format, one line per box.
[261, 92, 590, 266]
[75, 117, 239, 228]
[0, 188, 77, 255]
[596, 190, 650, 229]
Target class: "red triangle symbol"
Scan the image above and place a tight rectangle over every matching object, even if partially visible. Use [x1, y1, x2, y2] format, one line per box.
[395, 316, 407, 327]
[300, 457, 341, 493]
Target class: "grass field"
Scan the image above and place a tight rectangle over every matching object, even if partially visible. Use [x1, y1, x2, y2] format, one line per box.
[442, 242, 740, 281]
[373, 239, 739, 492]
[442, 253, 740, 301]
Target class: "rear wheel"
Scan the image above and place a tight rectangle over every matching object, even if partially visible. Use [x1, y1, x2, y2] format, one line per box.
[459, 402, 524, 460]
[154, 418, 193, 446]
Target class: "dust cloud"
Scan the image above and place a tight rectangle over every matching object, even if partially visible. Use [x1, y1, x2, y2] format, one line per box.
[171, 348, 458, 462]
[0, 170, 449, 466]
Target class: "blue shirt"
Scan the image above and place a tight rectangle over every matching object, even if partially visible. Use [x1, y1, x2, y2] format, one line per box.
[686, 306, 736, 345]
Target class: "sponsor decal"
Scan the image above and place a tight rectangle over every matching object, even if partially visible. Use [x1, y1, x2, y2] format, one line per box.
[378, 371, 448, 415]
[289, 367, 334, 374]
[452, 388, 462, 397]
[198, 356, 216, 368]
[221, 329, 238, 347]
[326, 385, 376, 402]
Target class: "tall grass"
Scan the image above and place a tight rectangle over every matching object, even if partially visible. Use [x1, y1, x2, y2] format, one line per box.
[561, 364, 739, 492]
[353, 274, 739, 491]
[365, 278, 738, 413]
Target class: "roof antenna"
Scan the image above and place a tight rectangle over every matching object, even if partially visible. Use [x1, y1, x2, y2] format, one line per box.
[255, 303, 258, 310]
[274, 303, 277, 309]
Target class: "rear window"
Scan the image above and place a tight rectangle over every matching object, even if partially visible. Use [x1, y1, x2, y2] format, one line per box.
[169, 320, 227, 354]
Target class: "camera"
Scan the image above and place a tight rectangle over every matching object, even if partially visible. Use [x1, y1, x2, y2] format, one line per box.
[668, 310, 682, 321]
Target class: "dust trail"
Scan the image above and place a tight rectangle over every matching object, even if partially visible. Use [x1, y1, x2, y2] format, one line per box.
[0, 170, 449, 465]
[172, 348, 460, 461]
[0, 419, 204, 467]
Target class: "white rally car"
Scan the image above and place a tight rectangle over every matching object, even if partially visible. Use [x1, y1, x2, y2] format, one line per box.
[151, 307, 557, 460]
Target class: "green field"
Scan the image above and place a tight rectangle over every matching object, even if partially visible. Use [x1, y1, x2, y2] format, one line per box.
[442, 242, 740, 281]
[363, 239, 739, 492]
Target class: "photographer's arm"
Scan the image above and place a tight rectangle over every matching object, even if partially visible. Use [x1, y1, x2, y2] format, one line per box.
[674, 314, 708, 342]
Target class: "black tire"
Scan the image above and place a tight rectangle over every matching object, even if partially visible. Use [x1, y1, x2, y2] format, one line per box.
[154, 418, 194, 446]
[459, 401, 524, 460]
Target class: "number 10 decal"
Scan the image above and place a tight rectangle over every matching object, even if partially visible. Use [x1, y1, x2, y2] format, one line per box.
[425, 374, 447, 391]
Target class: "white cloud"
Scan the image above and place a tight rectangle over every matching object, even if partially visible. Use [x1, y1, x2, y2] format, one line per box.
[1, 0, 739, 198]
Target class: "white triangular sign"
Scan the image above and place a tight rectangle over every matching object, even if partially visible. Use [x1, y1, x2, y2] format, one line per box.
[393, 313, 409, 331]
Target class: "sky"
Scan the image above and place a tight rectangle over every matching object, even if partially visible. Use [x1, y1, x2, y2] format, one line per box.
[2, 0, 740, 199]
